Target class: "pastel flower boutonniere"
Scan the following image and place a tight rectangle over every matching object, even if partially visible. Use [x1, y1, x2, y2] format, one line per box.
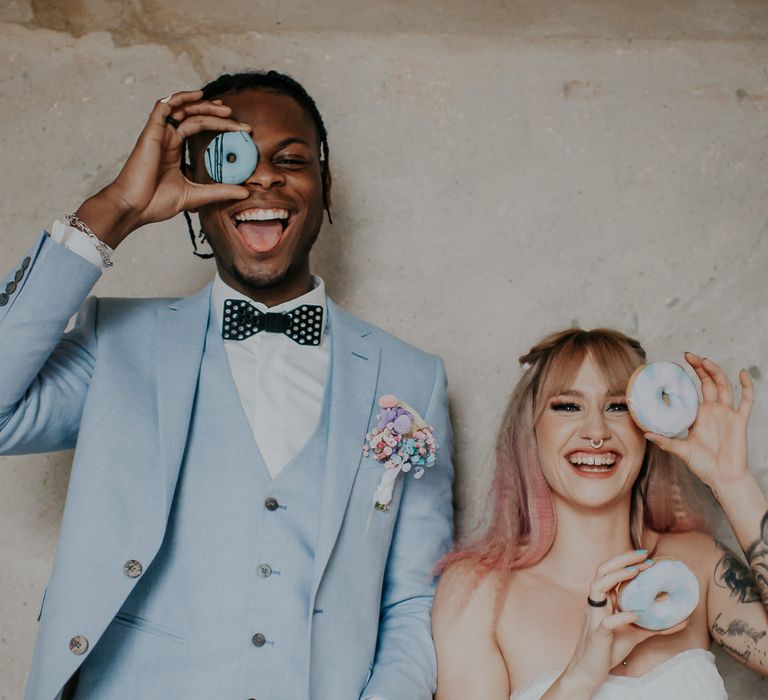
[363, 394, 438, 511]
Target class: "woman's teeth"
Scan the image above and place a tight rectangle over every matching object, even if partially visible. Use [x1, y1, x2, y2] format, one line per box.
[568, 452, 617, 470]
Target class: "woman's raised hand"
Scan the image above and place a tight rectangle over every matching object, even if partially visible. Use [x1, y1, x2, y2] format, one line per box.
[551, 550, 685, 698]
[646, 353, 753, 488]
[76, 90, 251, 248]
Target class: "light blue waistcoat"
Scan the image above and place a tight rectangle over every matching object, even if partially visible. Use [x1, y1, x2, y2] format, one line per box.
[74, 306, 330, 699]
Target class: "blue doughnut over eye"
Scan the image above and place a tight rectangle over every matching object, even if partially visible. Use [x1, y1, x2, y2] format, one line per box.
[204, 131, 259, 184]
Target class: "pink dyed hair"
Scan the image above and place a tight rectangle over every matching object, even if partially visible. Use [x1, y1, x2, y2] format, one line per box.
[440, 328, 705, 580]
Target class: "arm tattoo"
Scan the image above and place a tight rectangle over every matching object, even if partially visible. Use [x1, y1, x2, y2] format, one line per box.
[710, 513, 768, 670]
[714, 542, 761, 604]
[718, 617, 765, 644]
[744, 510, 768, 604]
[711, 612, 768, 668]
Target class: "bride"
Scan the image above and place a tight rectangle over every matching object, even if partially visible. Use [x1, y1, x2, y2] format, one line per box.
[433, 328, 768, 699]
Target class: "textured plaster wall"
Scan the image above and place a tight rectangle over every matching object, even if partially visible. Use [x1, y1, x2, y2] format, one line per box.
[1, 1, 767, 696]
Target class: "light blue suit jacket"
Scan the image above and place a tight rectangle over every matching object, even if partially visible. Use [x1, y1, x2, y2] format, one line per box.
[0, 234, 454, 700]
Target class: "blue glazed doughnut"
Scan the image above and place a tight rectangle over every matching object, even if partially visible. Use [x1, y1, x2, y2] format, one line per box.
[204, 131, 259, 184]
[627, 362, 699, 438]
[618, 558, 700, 630]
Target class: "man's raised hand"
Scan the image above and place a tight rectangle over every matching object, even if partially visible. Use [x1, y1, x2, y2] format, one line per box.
[75, 90, 251, 249]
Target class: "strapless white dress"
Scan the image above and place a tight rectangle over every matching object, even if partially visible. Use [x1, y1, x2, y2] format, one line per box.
[510, 649, 727, 699]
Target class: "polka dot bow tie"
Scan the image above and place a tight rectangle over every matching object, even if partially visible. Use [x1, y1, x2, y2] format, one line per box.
[222, 299, 324, 346]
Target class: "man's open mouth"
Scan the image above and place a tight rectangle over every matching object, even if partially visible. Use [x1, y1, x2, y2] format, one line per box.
[232, 207, 292, 253]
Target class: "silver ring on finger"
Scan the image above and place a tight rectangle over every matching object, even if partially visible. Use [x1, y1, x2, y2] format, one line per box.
[587, 596, 608, 608]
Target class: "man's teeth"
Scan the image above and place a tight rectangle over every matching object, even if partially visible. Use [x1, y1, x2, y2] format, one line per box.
[234, 208, 289, 222]
[568, 452, 617, 467]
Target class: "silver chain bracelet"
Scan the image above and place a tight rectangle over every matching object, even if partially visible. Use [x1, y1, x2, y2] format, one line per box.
[65, 213, 114, 268]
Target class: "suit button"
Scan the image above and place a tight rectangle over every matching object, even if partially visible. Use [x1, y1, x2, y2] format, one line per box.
[69, 635, 89, 655]
[251, 632, 267, 647]
[22, 256, 31, 270]
[0, 293, 8, 306]
[123, 559, 143, 578]
[5, 281, 16, 294]
[14, 269, 23, 283]
[257, 563, 272, 578]
[264, 497, 279, 511]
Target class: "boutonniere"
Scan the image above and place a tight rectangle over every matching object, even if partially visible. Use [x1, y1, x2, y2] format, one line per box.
[363, 394, 438, 511]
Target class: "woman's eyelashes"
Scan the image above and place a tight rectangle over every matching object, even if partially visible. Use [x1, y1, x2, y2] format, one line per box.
[548, 399, 629, 413]
[550, 400, 580, 412]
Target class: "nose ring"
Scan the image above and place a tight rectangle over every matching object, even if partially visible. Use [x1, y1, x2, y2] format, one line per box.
[590, 438, 604, 450]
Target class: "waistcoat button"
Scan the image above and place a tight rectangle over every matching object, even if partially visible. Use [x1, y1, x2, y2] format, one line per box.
[264, 497, 279, 511]
[123, 559, 143, 578]
[69, 635, 89, 655]
[257, 563, 272, 578]
[251, 632, 267, 647]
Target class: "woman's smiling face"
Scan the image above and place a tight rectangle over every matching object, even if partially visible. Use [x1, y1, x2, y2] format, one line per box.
[534, 352, 647, 509]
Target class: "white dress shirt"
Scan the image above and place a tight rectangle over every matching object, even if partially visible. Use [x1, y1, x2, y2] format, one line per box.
[212, 274, 330, 478]
[50, 220, 330, 479]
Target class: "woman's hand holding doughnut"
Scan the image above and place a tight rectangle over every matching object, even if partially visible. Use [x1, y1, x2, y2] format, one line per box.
[75, 90, 252, 249]
[645, 353, 753, 489]
[551, 550, 686, 698]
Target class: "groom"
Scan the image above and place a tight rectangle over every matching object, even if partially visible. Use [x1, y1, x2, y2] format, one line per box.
[0, 71, 453, 699]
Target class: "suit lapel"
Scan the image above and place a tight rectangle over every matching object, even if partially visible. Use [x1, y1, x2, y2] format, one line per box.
[311, 300, 381, 594]
[155, 284, 211, 517]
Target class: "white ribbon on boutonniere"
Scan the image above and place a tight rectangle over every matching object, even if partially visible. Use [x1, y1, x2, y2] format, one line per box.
[363, 394, 438, 512]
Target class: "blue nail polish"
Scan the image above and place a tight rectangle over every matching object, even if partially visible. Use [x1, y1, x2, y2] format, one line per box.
[626, 566, 638, 572]
[635, 549, 647, 554]
[644, 559, 654, 564]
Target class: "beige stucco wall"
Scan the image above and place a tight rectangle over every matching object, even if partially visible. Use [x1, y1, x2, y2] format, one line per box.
[1, 1, 767, 696]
